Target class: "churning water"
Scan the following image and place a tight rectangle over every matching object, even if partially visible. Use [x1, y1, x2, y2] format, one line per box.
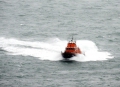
[0, 37, 113, 61]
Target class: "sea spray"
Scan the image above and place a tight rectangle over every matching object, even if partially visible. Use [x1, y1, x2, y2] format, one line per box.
[0, 37, 113, 62]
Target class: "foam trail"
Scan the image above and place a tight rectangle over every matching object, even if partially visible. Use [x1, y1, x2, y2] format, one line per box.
[0, 37, 113, 62]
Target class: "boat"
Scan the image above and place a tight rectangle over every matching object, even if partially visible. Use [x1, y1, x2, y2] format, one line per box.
[61, 37, 82, 59]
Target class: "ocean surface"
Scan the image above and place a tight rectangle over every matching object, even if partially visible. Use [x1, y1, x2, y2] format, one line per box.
[0, 0, 120, 87]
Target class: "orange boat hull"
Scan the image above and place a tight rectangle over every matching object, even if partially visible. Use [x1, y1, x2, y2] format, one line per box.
[61, 38, 82, 59]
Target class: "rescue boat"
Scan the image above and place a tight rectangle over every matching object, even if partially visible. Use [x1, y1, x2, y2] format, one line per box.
[61, 37, 82, 59]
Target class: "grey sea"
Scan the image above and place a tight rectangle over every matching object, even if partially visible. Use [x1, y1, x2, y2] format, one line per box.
[0, 0, 120, 87]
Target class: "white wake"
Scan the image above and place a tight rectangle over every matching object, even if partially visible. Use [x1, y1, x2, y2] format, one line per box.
[0, 37, 113, 62]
